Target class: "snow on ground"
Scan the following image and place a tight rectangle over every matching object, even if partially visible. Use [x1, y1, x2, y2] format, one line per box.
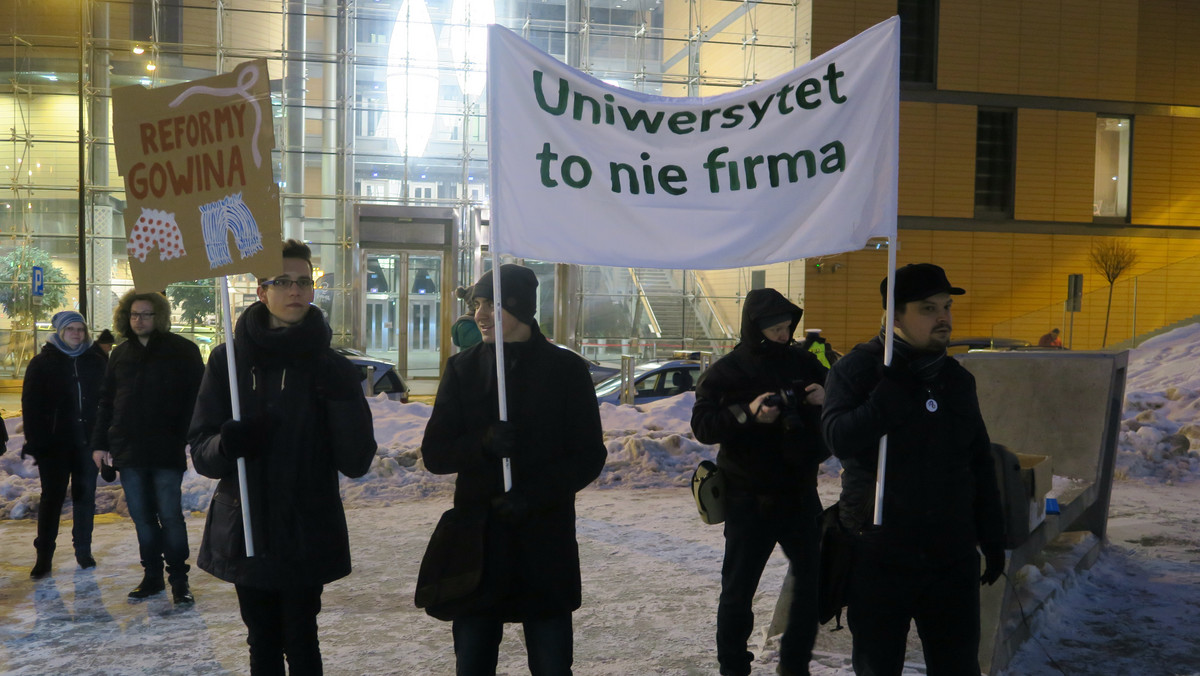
[3, 326, 1200, 674]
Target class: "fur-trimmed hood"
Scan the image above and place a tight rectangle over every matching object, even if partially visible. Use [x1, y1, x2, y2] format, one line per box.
[114, 290, 173, 339]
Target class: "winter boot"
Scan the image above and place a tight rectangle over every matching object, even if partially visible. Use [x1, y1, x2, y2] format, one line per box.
[30, 550, 53, 579]
[75, 550, 96, 569]
[171, 579, 194, 604]
[128, 572, 165, 599]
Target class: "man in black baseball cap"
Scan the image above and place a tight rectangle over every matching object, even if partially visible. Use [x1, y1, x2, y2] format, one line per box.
[880, 263, 965, 308]
[820, 264, 1004, 676]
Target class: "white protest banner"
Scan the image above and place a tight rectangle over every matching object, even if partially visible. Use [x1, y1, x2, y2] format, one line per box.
[488, 16, 898, 269]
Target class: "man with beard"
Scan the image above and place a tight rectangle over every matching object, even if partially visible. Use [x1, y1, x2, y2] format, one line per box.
[820, 263, 1006, 676]
[93, 290, 204, 603]
[188, 239, 377, 674]
[691, 287, 829, 676]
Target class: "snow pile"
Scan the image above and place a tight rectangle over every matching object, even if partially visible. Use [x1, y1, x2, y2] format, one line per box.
[1117, 323, 1200, 483]
[5, 318, 1200, 518]
[0, 390, 726, 518]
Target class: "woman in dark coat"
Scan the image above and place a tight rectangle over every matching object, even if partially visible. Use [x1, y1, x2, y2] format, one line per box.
[22, 310, 108, 578]
[421, 264, 606, 674]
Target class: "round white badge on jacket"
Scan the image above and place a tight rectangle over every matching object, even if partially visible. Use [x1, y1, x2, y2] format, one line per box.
[926, 398, 938, 412]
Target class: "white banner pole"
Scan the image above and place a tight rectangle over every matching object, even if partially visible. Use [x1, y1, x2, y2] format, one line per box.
[489, 249, 513, 492]
[873, 236, 898, 526]
[220, 276, 255, 556]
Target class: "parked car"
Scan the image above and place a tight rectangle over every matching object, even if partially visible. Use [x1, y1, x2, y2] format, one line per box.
[553, 343, 621, 384]
[595, 359, 701, 406]
[334, 347, 410, 403]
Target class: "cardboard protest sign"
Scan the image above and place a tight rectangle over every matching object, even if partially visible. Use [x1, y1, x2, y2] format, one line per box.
[113, 59, 283, 291]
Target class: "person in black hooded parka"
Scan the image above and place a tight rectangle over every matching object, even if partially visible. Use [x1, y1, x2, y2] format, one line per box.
[22, 310, 108, 578]
[421, 263, 606, 675]
[690, 288, 829, 676]
[189, 240, 377, 675]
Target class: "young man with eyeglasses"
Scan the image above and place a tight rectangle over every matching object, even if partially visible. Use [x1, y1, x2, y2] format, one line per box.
[93, 290, 205, 604]
[189, 239, 377, 675]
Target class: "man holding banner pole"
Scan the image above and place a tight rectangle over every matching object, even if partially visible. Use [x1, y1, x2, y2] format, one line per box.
[189, 239, 377, 674]
[420, 262, 606, 674]
[820, 263, 1005, 675]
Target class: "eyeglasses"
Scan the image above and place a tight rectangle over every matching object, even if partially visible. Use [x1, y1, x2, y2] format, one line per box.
[130, 312, 156, 320]
[263, 278, 315, 291]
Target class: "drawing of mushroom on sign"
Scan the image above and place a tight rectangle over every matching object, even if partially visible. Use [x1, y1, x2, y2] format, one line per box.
[112, 59, 285, 557]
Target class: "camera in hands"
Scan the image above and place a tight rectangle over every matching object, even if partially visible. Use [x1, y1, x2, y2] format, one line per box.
[761, 380, 814, 432]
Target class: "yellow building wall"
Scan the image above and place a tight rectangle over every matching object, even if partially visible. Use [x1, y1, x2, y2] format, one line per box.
[803, 232, 1200, 353]
[898, 102, 976, 218]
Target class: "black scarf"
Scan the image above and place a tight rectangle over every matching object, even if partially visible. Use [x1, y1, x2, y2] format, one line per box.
[885, 331, 948, 384]
[235, 302, 332, 370]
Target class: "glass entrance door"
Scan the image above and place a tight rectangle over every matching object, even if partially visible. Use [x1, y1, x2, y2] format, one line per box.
[363, 251, 443, 380]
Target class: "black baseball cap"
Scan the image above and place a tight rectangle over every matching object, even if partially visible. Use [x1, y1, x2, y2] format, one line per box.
[881, 263, 965, 308]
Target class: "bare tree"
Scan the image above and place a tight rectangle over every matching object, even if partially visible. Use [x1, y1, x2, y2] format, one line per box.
[1090, 239, 1139, 347]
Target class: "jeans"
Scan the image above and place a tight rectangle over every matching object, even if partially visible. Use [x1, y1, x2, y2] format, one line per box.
[119, 467, 190, 583]
[34, 445, 98, 555]
[847, 547, 981, 676]
[236, 584, 324, 676]
[452, 613, 573, 676]
[716, 486, 822, 676]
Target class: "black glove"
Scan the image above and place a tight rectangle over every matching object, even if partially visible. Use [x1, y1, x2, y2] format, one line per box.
[980, 545, 1005, 586]
[482, 421, 518, 460]
[220, 419, 265, 461]
[100, 462, 117, 483]
[21, 444, 45, 465]
[491, 492, 530, 523]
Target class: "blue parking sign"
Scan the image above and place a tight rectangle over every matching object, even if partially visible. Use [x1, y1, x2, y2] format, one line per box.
[31, 266, 43, 297]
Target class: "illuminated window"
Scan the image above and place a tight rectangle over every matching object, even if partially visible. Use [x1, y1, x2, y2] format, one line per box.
[1094, 116, 1131, 220]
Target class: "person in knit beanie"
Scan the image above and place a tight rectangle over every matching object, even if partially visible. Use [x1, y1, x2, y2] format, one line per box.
[93, 328, 116, 355]
[21, 309, 108, 578]
[471, 263, 539, 330]
[420, 262, 605, 672]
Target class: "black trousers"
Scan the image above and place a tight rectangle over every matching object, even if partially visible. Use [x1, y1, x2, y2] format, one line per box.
[235, 584, 324, 676]
[716, 485, 822, 676]
[846, 543, 982, 676]
[34, 445, 98, 555]
[452, 613, 573, 676]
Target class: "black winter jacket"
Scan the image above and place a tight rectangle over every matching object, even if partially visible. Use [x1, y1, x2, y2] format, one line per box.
[22, 342, 107, 460]
[421, 324, 606, 621]
[691, 288, 828, 495]
[92, 331, 204, 470]
[188, 303, 377, 589]
[821, 336, 1005, 564]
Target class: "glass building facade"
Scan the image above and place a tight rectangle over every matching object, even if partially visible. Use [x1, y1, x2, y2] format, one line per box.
[0, 0, 809, 380]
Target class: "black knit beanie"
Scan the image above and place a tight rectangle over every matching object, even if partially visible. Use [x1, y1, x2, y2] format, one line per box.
[472, 264, 538, 326]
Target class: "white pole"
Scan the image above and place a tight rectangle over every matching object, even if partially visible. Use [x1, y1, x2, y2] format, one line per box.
[489, 249, 513, 492]
[220, 276, 255, 556]
[873, 237, 898, 527]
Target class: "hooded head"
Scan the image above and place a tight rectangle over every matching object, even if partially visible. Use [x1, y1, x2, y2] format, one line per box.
[114, 290, 172, 340]
[740, 288, 802, 349]
[472, 264, 539, 327]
